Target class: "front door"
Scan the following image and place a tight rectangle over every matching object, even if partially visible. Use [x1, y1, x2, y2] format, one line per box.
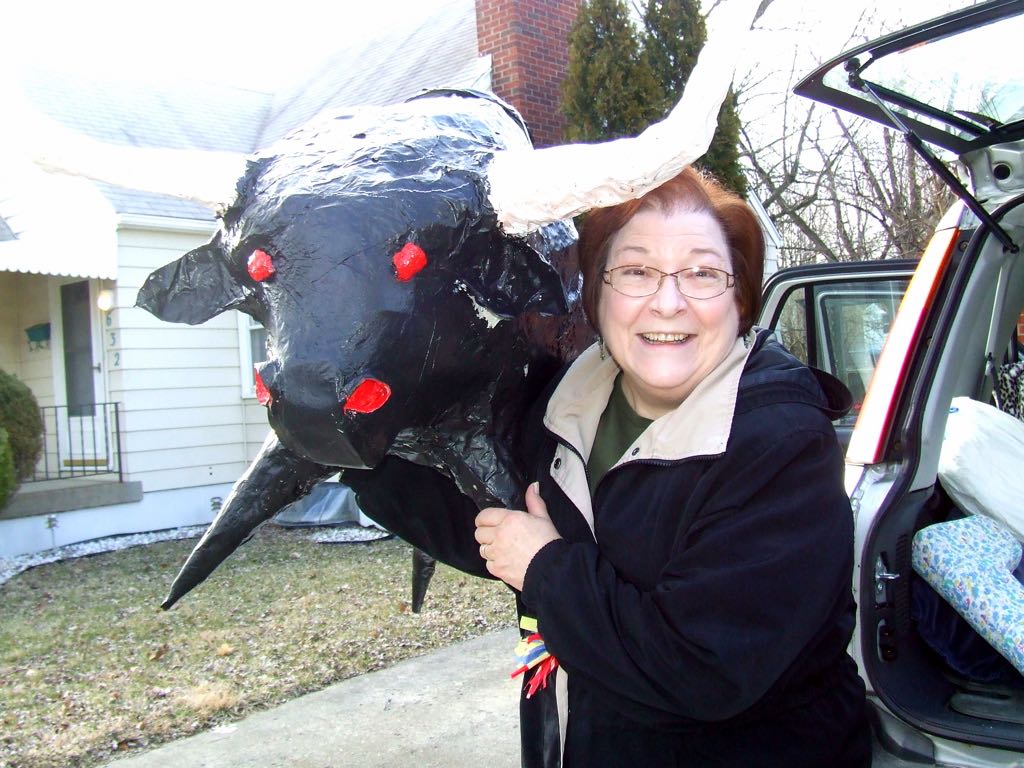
[54, 279, 108, 474]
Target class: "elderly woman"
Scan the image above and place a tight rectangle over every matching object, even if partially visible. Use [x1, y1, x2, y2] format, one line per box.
[473, 167, 872, 767]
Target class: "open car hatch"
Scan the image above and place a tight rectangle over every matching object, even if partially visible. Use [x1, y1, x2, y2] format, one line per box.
[794, 0, 1024, 251]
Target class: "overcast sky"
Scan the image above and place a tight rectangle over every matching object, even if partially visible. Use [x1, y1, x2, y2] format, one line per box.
[5, 0, 973, 94]
[3, 0, 452, 91]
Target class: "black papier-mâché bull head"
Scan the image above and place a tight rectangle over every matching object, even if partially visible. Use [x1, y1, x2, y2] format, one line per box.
[138, 90, 590, 608]
[133, 0, 753, 607]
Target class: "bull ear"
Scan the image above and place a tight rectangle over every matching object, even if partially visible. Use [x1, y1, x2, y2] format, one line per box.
[460, 234, 568, 318]
[135, 239, 249, 325]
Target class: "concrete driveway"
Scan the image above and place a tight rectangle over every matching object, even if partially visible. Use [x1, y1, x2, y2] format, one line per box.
[103, 629, 521, 768]
[101, 626, 919, 768]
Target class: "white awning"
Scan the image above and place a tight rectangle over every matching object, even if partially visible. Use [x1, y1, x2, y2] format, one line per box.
[0, 161, 118, 279]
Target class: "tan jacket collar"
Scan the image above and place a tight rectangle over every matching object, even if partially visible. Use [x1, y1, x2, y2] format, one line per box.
[544, 333, 755, 465]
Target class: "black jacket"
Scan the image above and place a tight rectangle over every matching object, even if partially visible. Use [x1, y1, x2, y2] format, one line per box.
[345, 330, 872, 768]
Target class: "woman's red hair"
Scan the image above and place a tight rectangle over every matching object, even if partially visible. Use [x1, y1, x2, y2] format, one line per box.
[577, 167, 764, 334]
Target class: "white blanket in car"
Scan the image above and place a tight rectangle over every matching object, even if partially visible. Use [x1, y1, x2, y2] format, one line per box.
[939, 397, 1024, 543]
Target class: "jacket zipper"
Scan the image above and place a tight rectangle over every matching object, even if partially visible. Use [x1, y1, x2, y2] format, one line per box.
[543, 424, 701, 516]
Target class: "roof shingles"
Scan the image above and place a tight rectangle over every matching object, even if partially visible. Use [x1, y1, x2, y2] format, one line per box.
[20, 0, 480, 220]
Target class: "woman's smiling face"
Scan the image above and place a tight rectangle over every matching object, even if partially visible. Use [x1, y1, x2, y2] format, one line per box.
[598, 206, 741, 419]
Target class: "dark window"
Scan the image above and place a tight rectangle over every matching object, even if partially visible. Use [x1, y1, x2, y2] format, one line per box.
[61, 281, 95, 417]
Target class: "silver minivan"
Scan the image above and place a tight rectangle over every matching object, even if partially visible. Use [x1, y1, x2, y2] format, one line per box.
[759, 2, 1024, 765]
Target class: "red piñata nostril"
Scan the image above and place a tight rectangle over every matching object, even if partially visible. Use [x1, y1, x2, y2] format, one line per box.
[342, 378, 392, 414]
[254, 370, 272, 406]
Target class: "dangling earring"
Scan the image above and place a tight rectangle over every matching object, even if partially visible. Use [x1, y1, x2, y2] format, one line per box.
[598, 337, 607, 360]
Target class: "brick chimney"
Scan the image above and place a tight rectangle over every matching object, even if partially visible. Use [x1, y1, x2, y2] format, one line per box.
[475, 0, 581, 148]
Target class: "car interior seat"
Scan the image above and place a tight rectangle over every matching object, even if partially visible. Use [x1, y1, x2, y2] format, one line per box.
[912, 514, 1024, 677]
[910, 397, 1024, 722]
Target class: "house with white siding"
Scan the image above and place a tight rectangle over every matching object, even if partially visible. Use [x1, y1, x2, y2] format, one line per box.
[0, 0, 581, 558]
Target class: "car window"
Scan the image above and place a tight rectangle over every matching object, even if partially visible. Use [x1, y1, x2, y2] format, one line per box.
[795, 3, 1024, 157]
[820, 15, 1024, 150]
[771, 278, 909, 426]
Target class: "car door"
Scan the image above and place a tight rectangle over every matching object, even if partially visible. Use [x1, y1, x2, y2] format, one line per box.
[759, 260, 916, 449]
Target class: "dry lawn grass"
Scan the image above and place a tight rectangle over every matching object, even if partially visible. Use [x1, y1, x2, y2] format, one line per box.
[0, 528, 515, 768]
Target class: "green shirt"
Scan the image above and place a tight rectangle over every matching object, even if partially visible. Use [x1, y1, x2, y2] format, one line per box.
[586, 374, 653, 496]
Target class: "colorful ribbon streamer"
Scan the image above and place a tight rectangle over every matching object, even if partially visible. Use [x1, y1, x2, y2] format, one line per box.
[511, 616, 559, 698]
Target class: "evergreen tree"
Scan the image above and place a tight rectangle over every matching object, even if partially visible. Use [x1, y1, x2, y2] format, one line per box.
[643, 0, 747, 195]
[642, 0, 704, 117]
[562, 0, 661, 143]
[700, 90, 747, 196]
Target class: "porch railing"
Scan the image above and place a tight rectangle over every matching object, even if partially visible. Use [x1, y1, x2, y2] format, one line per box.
[28, 402, 124, 482]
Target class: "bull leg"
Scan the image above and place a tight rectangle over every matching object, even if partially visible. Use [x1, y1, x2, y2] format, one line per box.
[162, 432, 333, 609]
[411, 548, 438, 613]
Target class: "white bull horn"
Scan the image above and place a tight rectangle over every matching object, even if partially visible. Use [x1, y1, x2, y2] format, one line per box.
[487, 0, 761, 237]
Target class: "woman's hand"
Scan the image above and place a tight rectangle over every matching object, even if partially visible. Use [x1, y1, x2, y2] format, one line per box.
[475, 482, 561, 591]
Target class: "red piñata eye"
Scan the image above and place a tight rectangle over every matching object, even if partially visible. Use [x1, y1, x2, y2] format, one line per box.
[392, 243, 428, 281]
[342, 378, 391, 414]
[247, 249, 276, 281]
[254, 369, 272, 406]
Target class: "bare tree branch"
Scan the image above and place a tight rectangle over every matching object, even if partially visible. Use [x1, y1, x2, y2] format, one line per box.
[703, 0, 774, 25]
[740, 25, 954, 266]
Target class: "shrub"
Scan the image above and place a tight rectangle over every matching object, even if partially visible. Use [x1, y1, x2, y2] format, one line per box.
[0, 369, 43, 482]
[0, 427, 17, 506]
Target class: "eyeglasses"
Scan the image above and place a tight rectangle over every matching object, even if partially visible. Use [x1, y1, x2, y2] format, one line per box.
[603, 264, 736, 299]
